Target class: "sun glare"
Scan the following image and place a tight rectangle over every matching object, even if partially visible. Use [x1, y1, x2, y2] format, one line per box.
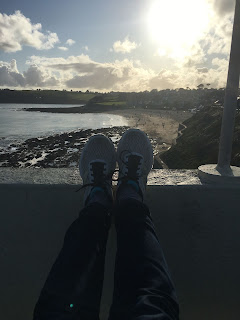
[147, 0, 211, 59]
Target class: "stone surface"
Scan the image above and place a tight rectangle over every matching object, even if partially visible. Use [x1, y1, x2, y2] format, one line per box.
[0, 168, 202, 185]
[198, 164, 240, 184]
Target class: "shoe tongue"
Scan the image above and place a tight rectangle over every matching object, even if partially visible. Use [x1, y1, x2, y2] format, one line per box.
[90, 161, 106, 180]
[126, 154, 142, 176]
[91, 161, 105, 171]
[126, 153, 142, 163]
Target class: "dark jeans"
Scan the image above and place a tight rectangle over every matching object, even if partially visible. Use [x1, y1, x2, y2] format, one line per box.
[33, 199, 179, 320]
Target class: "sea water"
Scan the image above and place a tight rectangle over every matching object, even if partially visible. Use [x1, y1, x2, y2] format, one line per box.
[0, 104, 128, 151]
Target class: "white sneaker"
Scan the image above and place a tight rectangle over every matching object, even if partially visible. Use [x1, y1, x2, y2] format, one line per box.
[79, 134, 116, 205]
[116, 129, 153, 200]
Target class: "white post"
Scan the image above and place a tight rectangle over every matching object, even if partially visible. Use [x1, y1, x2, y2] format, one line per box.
[198, 0, 240, 183]
[216, 0, 240, 174]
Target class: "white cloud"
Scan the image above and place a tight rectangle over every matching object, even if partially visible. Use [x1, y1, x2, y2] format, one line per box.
[212, 57, 229, 68]
[66, 39, 75, 46]
[23, 64, 59, 87]
[58, 46, 68, 51]
[0, 59, 25, 86]
[83, 46, 89, 51]
[150, 0, 234, 70]
[198, 1, 234, 57]
[24, 65, 44, 86]
[112, 37, 139, 53]
[0, 52, 230, 92]
[27, 54, 226, 91]
[0, 59, 58, 88]
[26, 55, 152, 91]
[148, 60, 228, 90]
[197, 67, 209, 73]
[210, 0, 235, 17]
[0, 11, 59, 52]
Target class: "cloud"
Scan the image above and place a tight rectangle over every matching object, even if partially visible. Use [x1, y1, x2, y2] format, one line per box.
[199, 1, 235, 57]
[66, 39, 75, 46]
[0, 11, 59, 52]
[210, 0, 235, 17]
[0, 60, 25, 86]
[23, 64, 59, 87]
[83, 46, 89, 51]
[0, 59, 58, 88]
[182, 43, 207, 68]
[23, 65, 44, 86]
[149, 70, 176, 90]
[58, 46, 68, 51]
[204, 11, 234, 56]
[0, 52, 230, 92]
[197, 67, 209, 73]
[150, 0, 234, 69]
[148, 59, 228, 90]
[112, 37, 139, 53]
[27, 55, 152, 91]
[29, 54, 97, 75]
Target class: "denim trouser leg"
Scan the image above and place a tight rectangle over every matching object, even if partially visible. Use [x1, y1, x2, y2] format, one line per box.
[33, 203, 111, 320]
[108, 199, 179, 320]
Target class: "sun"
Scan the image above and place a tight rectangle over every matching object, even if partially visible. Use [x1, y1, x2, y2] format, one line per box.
[147, 0, 211, 59]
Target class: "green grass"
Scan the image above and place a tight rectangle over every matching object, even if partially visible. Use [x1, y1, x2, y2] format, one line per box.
[0, 90, 96, 104]
[97, 101, 127, 106]
[66, 93, 96, 101]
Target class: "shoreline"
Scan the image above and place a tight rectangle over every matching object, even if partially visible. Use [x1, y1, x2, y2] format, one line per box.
[0, 107, 192, 169]
[23, 106, 192, 145]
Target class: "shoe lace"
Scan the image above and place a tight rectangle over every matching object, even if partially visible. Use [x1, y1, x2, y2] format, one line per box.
[117, 149, 143, 185]
[75, 150, 143, 192]
[76, 161, 113, 192]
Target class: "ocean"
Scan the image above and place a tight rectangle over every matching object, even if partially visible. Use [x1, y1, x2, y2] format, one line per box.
[0, 103, 128, 151]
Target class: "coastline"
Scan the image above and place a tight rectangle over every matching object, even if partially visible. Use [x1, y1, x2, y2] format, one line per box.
[23, 105, 192, 145]
[0, 107, 192, 168]
[107, 108, 192, 152]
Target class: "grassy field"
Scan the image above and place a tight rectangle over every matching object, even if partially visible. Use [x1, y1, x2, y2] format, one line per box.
[97, 101, 127, 106]
[0, 89, 96, 104]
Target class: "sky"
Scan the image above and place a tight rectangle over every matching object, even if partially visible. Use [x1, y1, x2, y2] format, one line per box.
[0, 0, 236, 92]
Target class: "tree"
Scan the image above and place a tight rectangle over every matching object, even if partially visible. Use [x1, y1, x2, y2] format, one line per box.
[197, 84, 204, 90]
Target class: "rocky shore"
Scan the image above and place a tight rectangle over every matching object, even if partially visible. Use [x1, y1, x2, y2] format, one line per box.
[0, 107, 191, 169]
[0, 126, 159, 168]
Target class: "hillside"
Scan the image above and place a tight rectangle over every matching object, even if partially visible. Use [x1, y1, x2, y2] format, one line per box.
[0, 89, 95, 104]
[0, 88, 231, 110]
[161, 106, 240, 168]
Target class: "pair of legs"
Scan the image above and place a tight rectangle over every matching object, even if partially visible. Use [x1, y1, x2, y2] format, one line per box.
[33, 129, 179, 319]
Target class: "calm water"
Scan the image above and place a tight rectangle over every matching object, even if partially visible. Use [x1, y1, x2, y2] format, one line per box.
[0, 104, 128, 150]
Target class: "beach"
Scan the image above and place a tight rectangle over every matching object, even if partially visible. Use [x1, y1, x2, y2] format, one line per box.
[107, 108, 191, 151]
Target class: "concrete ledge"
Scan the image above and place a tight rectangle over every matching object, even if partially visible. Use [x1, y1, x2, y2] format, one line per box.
[0, 168, 201, 185]
[0, 170, 240, 320]
[198, 164, 240, 184]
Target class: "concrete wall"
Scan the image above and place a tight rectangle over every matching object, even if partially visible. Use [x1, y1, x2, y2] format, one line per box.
[0, 183, 240, 320]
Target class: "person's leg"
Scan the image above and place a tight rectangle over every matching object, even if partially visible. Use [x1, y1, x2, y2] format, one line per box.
[33, 134, 117, 320]
[109, 129, 179, 320]
[109, 199, 179, 320]
[33, 202, 111, 320]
